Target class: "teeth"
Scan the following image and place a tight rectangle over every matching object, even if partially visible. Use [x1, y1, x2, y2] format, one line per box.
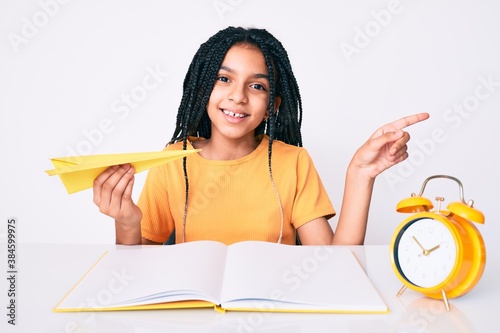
[222, 109, 246, 118]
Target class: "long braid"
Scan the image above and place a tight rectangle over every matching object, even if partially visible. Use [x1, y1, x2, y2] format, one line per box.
[168, 27, 304, 243]
[257, 41, 285, 242]
[251, 31, 302, 243]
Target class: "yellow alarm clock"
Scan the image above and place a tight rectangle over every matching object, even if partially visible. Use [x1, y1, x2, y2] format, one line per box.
[390, 175, 486, 310]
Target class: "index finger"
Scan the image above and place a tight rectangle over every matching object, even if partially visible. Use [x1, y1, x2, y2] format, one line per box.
[391, 112, 430, 130]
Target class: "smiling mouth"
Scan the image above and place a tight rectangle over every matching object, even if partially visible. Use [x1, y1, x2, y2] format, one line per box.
[221, 109, 249, 118]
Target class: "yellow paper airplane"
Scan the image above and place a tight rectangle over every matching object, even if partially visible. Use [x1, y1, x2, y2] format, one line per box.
[45, 149, 200, 194]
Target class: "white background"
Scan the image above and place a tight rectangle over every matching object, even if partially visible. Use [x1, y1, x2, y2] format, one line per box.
[1, 0, 499, 253]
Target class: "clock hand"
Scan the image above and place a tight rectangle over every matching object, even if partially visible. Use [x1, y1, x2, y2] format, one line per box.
[413, 236, 439, 256]
[427, 244, 441, 254]
[412, 236, 427, 255]
[417, 243, 441, 257]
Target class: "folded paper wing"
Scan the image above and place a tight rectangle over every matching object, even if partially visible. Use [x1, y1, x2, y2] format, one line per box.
[45, 149, 200, 194]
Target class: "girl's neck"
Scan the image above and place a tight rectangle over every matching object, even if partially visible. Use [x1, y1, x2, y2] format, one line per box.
[192, 134, 262, 160]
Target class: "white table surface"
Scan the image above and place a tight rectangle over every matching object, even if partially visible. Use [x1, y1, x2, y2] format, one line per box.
[1, 243, 498, 333]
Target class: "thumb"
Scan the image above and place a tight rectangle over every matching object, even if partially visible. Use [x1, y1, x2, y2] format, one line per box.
[370, 130, 404, 151]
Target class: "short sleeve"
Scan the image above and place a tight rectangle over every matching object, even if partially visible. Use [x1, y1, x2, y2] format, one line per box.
[291, 149, 335, 229]
[138, 166, 175, 244]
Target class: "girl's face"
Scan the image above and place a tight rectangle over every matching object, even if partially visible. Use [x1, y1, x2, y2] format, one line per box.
[206, 44, 271, 143]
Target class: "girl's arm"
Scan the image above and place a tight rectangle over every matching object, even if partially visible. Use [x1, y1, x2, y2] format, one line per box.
[298, 113, 429, 245]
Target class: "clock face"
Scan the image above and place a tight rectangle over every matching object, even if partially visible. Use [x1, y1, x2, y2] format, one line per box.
[395, 217, 458, 288]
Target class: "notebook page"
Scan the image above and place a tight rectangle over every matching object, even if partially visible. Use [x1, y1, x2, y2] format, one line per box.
[220, 241, 387, 312]
[56, 241, 228, 310]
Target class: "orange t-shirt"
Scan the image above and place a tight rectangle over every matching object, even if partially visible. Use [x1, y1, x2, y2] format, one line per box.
[138, 135, 335, 245]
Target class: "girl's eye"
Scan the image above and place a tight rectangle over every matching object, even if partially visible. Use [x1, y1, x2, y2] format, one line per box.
[251, 83, 266, 91]
[217, 76, 230, 83]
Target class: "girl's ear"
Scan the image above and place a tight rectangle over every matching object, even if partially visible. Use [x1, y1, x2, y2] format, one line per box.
[264, 97, 281, 120]
[274, 96, 282, 112]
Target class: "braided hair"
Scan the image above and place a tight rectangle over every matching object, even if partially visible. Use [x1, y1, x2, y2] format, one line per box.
[168, 26, 304, 243]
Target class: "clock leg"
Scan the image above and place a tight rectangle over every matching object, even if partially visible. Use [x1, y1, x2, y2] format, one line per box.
[441, 290, 450, 312]
[397, 285, 407, 297]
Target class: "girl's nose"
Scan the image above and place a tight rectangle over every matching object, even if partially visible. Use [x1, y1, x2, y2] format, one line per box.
[228, 83, 248, 104]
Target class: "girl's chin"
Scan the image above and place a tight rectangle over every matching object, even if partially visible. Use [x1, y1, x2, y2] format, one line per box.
[211, 130, 256, 142]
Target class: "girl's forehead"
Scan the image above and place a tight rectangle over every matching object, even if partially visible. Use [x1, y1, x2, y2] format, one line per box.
[222, 44, 266, 68]
[226, 43, 263, 57]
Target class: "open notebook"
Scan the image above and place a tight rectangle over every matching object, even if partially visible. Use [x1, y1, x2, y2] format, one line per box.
[54, 241, 388, 314]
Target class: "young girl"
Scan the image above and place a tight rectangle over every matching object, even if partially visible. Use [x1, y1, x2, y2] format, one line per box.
[93, 26, 428, 246]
